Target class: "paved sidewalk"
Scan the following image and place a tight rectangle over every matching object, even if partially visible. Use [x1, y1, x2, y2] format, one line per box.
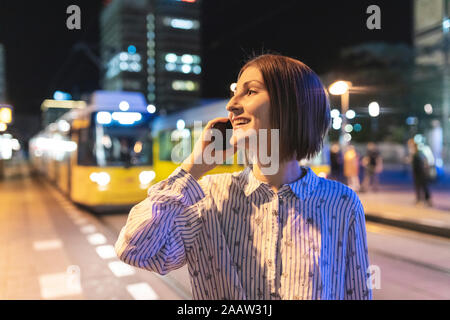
[359, 188, 450, 238]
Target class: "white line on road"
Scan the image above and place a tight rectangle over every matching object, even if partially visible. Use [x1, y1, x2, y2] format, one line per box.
[95, 245, 117, 259]
[108, 261, 136, 277]
[33, 239, 63, 251]
[80, 225, 97, 234]
[86, 233, 107, 245]
[126, 283, 159, 300]
[38, 271, 82, 299]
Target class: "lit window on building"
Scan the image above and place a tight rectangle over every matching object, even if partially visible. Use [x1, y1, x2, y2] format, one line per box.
[163, 53, 201, 74]
[106, 52, 142, 78]
[163, 17, 200, 30]
[192, 65, 201, 74]
[165, 63, 177, 71]
[165, 53, 178, 63]
[171, 80, 199, 91]
[181, 64, 191, 73]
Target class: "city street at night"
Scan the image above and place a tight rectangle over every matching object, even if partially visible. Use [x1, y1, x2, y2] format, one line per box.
[0, 0, 449, 304]
[1, 160, 448, 300]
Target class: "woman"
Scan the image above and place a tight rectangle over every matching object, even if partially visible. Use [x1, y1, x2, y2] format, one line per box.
[344, 145, 360, 192]
[115, 54, 372, 300]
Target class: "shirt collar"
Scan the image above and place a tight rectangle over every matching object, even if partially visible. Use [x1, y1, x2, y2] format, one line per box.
[240, 165, 321, 200]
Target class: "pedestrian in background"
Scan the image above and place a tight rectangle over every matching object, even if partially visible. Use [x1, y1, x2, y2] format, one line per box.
[408, 139, 432, 207]
[361, 142, 383, 192]
[329, 143, 344, 182]
[344, 145, 360, 192]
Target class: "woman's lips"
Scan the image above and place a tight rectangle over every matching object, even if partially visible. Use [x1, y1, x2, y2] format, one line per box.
[232, 117, 251, 129]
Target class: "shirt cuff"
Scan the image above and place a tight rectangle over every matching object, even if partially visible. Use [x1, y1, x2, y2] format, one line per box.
[167, 166, 206, 206]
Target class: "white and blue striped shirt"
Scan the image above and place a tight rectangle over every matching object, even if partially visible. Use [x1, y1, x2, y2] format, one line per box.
[115, 166, 372, 300]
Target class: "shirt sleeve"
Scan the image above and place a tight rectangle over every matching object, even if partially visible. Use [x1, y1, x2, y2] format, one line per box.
[114, 167, 206, 275]
[344, 200, 373, 300]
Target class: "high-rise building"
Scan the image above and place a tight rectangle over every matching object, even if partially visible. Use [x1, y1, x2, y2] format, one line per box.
[149, 0, 201, 112]
[414, 0, 450, 162]
[0, 44, 6, 102]
[100, 0, 149, 95]
[100, 0, 202, 113]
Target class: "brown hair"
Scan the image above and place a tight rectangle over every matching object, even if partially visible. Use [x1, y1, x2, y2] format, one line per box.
[238, 54, 330, 162]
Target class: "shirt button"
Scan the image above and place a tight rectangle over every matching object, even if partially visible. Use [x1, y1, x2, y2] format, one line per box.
[272, 210, 278, 216]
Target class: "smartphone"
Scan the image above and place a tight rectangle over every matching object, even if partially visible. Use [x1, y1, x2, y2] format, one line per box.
[211, 120, 233, 150]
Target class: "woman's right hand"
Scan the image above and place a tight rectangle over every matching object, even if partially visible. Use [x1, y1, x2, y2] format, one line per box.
[180, 117, 236, 180]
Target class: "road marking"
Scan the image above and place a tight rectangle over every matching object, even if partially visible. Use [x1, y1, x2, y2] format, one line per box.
[80, 225, 97, 234]
[126, 283, 159, 300]
[108, 261, 136, 277]
[86, 233, 107, 245]
[38, 272, 82, 299]
[95, 245, 117, 259]
[33, 239, 63, 251]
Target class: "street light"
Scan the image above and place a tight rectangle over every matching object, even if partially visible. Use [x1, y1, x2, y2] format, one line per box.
[368, 101, 380, 134]
[368, 101, 380, 117]
[329, 81, 349, 95]
[329, 80, 352, 145]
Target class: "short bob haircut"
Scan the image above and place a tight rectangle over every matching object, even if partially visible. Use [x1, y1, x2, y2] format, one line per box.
[238, 54, 331, 162]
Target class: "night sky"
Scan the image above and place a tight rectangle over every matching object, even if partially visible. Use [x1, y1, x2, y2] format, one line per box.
[0, 0, 413, 116]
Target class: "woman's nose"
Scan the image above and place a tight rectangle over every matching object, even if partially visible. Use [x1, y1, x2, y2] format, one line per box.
[226, 99, 243, 114]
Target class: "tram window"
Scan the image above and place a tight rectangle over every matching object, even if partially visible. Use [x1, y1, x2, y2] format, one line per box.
[159, 131, 173, 161]
[159, 128, 192, 162]
[77, 127, 97, 166]
[94, 124, 153, 167]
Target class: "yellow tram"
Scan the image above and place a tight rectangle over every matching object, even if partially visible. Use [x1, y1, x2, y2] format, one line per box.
[30, 91, 155, 210]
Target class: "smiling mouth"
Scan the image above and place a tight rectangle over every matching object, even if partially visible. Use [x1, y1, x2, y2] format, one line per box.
[232, 118, 251, 128]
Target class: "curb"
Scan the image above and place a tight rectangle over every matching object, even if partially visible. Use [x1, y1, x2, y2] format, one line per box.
[365, 213, 450, 239]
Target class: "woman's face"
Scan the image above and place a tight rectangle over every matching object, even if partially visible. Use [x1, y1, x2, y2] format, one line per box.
[226, 66, 271, 145]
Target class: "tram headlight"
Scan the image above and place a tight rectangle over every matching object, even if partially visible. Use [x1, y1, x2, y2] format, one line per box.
[139, 170, 155, 185]
[90, 172, 111, 187]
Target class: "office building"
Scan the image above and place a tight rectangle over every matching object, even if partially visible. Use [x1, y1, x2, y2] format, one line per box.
[100, 0, 201, 113]
[100, 0, 149, 95]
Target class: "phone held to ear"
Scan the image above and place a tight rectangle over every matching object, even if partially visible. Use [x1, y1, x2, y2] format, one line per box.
[211, 120, 233, 150]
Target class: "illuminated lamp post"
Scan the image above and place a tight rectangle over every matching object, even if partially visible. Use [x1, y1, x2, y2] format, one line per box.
[329, 81, 352, 145]
[368, 101, 380, 135]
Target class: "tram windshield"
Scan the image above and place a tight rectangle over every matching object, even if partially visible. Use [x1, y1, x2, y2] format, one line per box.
[77, 113, 153, 167]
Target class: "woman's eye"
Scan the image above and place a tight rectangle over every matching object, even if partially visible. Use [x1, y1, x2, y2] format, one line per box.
[247, 89, 257, 95]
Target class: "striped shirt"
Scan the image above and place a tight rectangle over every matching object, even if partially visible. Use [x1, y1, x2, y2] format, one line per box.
[115, 166, 372, 300]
